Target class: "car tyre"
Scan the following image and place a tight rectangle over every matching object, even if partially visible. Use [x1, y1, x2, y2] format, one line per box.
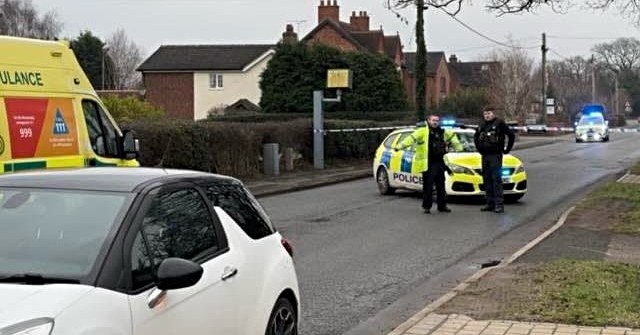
[377, 167, 395, 195]
[265, 297, 297, 335]
[504, 194, 524, 203]
[575, 138, 582, 143]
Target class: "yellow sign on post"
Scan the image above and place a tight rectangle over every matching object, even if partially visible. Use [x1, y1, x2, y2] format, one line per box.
[327, 69, 352, 89]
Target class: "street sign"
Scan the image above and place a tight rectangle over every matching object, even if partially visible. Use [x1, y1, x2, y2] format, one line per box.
[546, 105, 555, 114]
[327, 69, 352, 89]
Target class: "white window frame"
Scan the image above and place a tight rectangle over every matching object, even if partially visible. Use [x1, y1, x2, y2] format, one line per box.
[209, 73, 224, 90]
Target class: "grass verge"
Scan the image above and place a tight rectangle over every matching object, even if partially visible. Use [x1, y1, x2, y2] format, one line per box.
[579, 182, 640, 234]
[508, 260, 640, 327]
[631, 161, 640, 175]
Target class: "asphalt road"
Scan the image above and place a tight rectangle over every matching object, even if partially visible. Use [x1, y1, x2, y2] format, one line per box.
[259, 133, 640, 335]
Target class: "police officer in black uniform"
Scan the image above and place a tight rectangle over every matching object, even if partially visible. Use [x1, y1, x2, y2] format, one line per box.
[474, 107, 515, 213]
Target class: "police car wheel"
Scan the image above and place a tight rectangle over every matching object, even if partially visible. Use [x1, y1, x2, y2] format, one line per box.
[377, 167, 395, 195]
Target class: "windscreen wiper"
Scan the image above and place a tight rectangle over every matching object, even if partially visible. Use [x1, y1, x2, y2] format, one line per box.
[0, 273, 80, 284]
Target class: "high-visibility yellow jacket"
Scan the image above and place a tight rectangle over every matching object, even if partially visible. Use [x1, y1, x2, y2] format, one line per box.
[397, 126, 462, 172]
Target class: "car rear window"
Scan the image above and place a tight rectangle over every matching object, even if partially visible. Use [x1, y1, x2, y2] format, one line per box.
[205, 182, 275, 240]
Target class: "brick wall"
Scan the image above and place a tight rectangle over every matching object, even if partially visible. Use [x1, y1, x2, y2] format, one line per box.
[307, 26, 359, 51]
[426, 60, 453, 107]
[143, 73, 194, 119]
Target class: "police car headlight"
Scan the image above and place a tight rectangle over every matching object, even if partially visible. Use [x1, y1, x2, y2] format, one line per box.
[581, 134, 588, 140]
[515, 165, 525, 174]
[594, 133, 601, 140]
[448, 163, 475, 175]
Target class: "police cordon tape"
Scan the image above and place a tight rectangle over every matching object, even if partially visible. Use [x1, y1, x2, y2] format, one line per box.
[312, 124, 640, 134]
[611, 128, 640, 132]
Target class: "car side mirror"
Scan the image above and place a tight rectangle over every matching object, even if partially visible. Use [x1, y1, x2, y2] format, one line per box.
[121, 130, 139, 160]
[156, 258, 203, 291]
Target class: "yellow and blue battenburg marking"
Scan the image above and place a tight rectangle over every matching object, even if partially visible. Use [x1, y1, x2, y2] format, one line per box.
[400, 150, 412, 173]
[380, 150, 392, 168]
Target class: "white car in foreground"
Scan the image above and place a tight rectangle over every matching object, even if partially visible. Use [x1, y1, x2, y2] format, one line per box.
[0, 168, 299, 335]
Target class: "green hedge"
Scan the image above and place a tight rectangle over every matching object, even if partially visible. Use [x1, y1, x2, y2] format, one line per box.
[120, 119, 409, 177]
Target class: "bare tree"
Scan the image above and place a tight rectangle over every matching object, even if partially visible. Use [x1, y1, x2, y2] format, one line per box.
[592, 37, 640, 120]
[0, 0, 62, 39]
[487, 47, 536, 123]
[105, 28, 144, 90]
[592, 38, 640, 72]
[547, 56, 595, 120]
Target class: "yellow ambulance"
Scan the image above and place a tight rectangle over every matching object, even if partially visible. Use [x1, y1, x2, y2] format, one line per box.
[0, 36, 139, 174]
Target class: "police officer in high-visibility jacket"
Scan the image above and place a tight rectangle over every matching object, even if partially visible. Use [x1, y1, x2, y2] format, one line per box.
[474, 107, 515, 213]
[396, 114, 462, 214]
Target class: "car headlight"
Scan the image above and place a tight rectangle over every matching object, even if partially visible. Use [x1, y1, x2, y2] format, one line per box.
[594, 133, 601, 139]
[515, 165, 525, 174]
[0, 318, 53, 335]
[448, 163, 475, 175]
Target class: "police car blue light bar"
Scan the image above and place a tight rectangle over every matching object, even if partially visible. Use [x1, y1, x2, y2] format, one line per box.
[441, 119, 456, 126]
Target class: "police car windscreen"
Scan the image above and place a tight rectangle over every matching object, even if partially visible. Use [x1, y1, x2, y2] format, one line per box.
[457, 133, 477, 152]
[578, 116, 604, 126]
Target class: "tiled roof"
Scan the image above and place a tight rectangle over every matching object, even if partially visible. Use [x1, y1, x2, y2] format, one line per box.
[404, 51, 446, 75]
[352, 30, 384, 53]
[137, 44, 275, 72]
[302, 18, 400, 57]
[449, 61, 500, 87]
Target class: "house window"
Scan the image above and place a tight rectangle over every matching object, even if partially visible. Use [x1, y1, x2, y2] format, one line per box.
[209, 73, 224, 89]
[440, 77, 446, 93]
[481, 64, 489, 71]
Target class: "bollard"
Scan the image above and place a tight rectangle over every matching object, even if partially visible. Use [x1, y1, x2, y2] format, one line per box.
[263, 143, 279, 176]
[284, 147, 294, 171]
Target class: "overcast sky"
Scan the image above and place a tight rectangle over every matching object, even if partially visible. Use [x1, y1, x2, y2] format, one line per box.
[32, 0, 639, 64]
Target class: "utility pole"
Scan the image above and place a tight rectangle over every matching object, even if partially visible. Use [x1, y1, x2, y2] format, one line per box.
[414, 0, 427, 121]
[591, 55, 596, 103]
[541, 33, 548, 125]
[615, 72, 619, 123]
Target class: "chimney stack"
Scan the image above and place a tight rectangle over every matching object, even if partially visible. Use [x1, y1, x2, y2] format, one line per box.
[318, 0, 339, 24]
[349, 10, 370, 31]
[449, 54, 458, 64]
[282, 24, 298, 44]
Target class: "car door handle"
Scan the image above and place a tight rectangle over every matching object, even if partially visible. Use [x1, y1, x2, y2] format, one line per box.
[221, 267, 238, 281]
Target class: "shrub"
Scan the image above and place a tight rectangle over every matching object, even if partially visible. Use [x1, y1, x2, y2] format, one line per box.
[103, 95, 165, 122]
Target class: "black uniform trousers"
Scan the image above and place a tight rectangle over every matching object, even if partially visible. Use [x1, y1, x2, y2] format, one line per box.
[481, 153, 504, 209]
[422, 161, 447, 210]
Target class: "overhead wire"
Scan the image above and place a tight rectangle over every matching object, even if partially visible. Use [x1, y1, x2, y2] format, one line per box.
[436, 7, 539, 50]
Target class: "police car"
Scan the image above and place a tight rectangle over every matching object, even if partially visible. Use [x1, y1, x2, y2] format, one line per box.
[373, 123, 528, 202]
[574, 111, 609, 143]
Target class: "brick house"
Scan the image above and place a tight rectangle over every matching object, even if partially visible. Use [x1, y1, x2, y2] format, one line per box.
[301, 0, 458, 109]
[137, 44, 275, 120]
[447, 54, 500, 89]
[302, 1, 404, 67]
[403, 51, 456, 108]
